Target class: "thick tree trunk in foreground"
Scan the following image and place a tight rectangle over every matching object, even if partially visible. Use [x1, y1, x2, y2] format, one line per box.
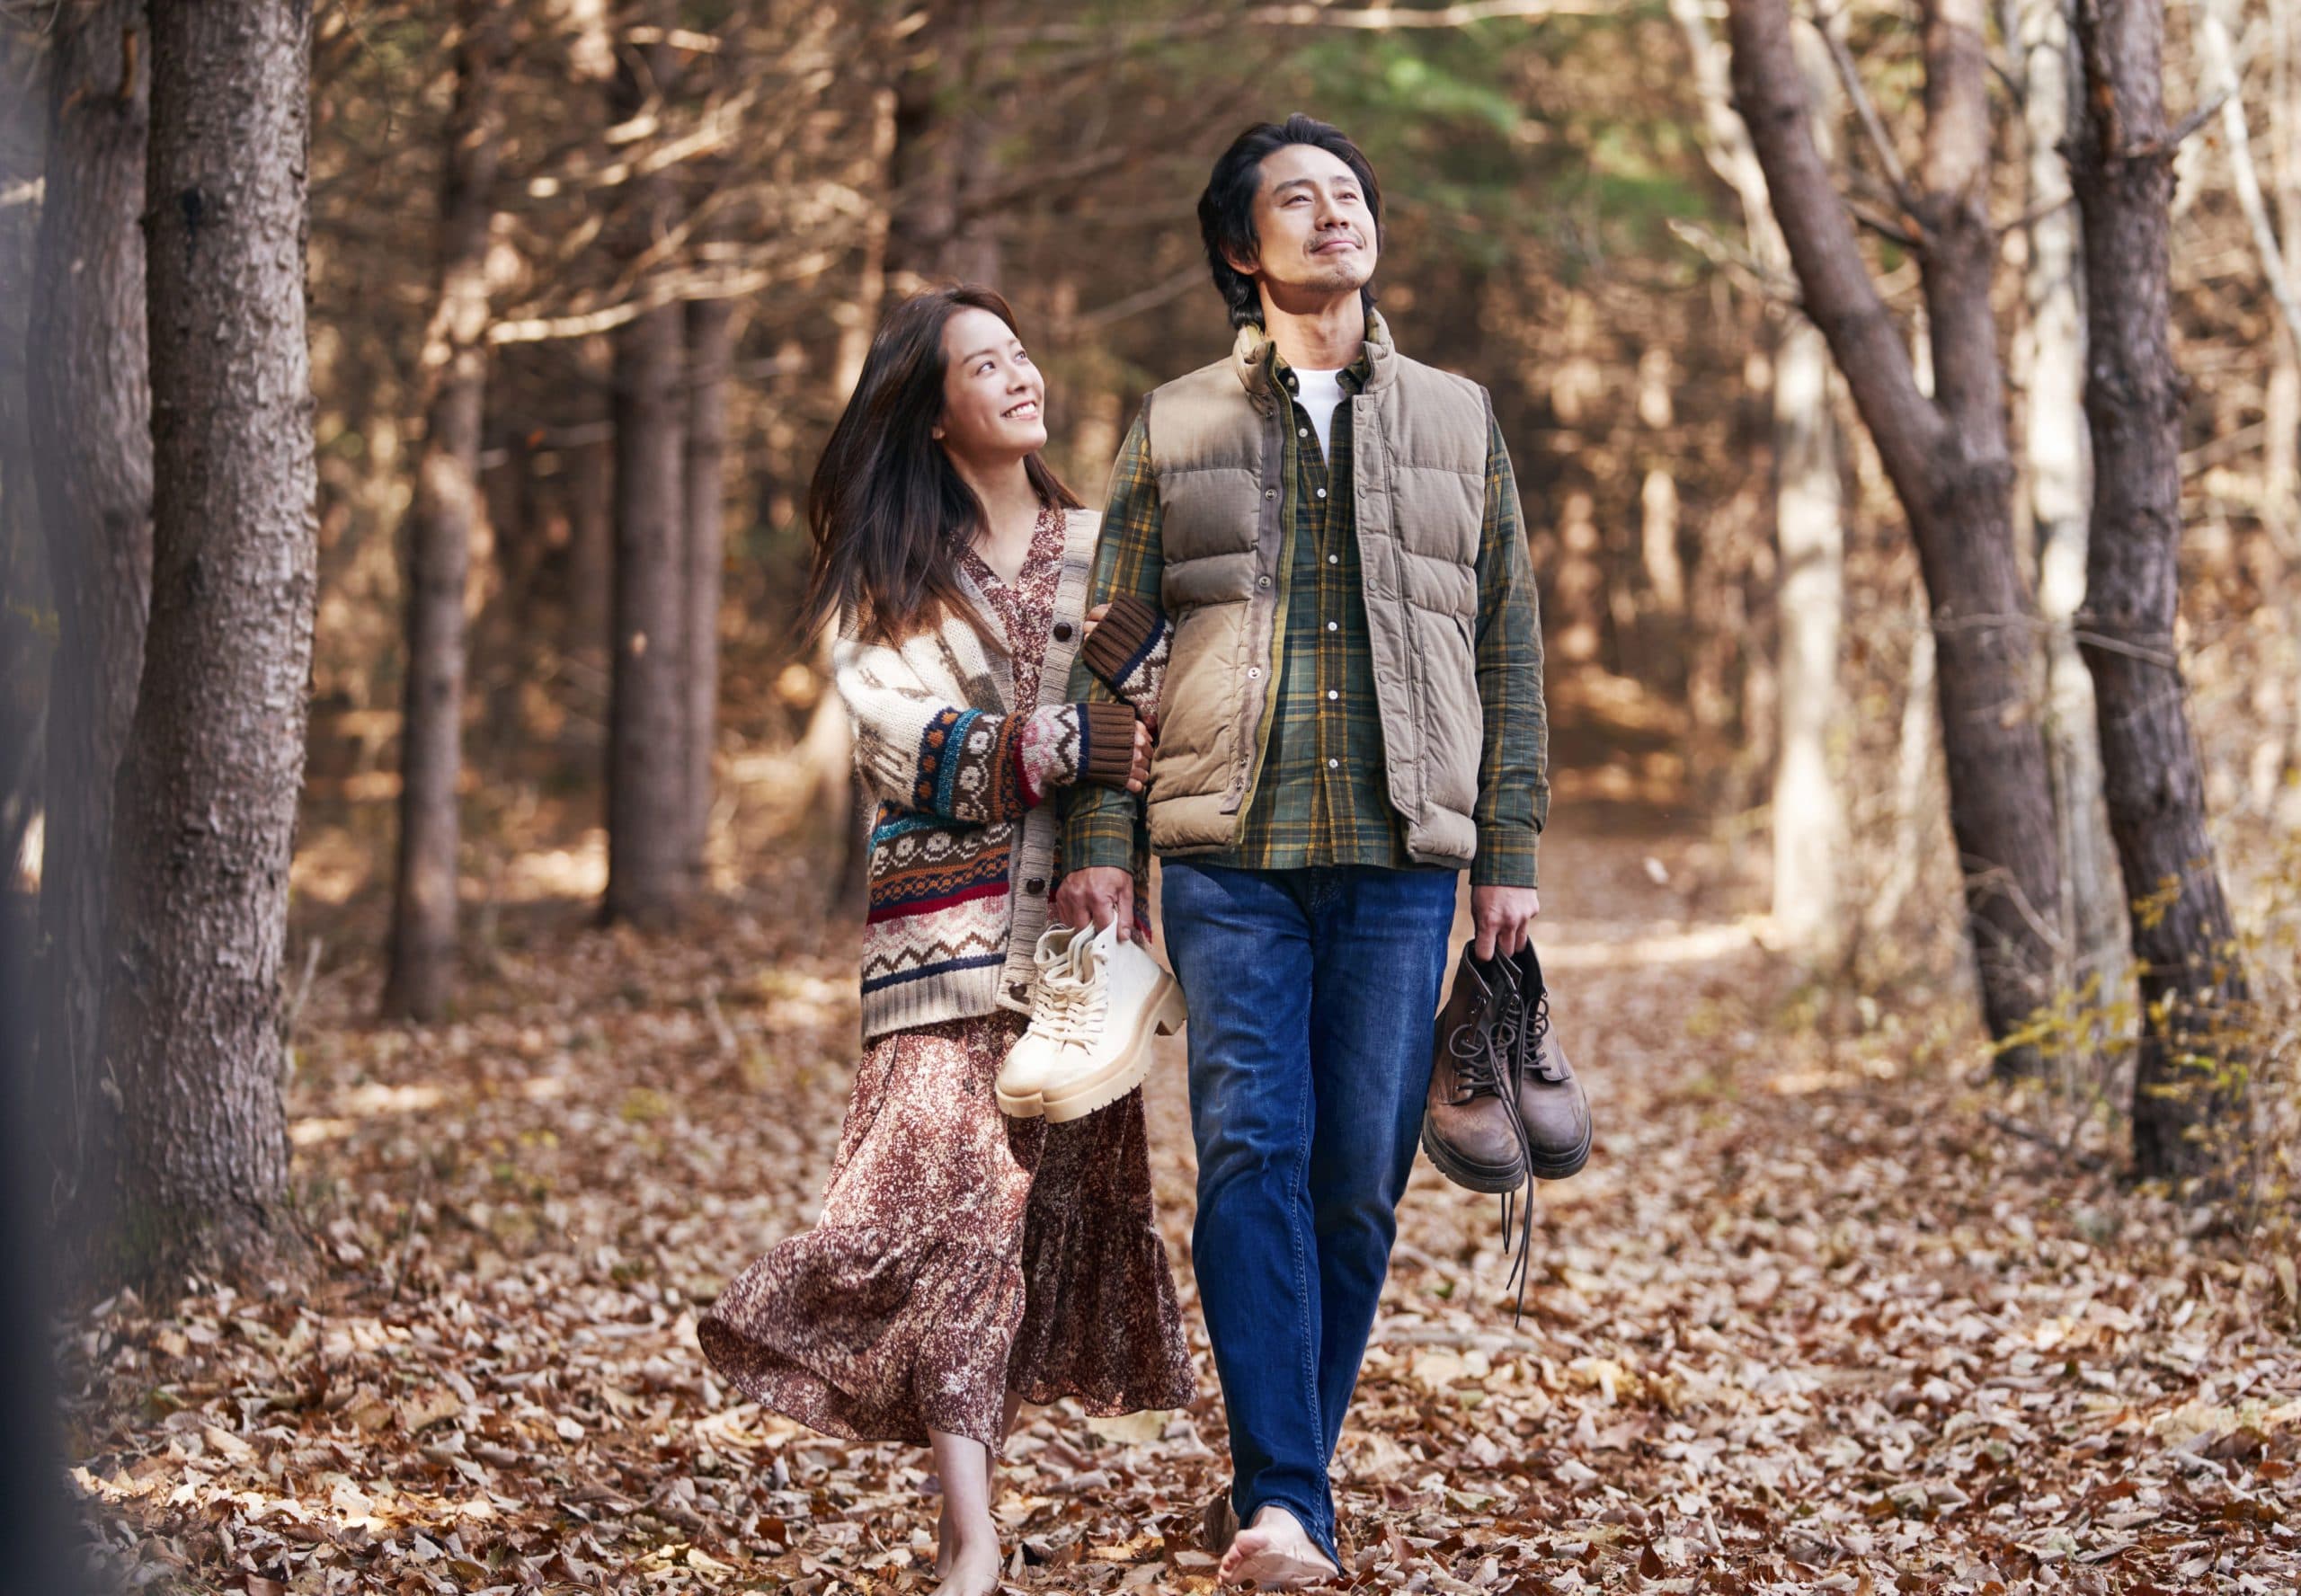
[1728, 0, 2064, 1068]
[30, 0, 154, 1239]
[602, 43, 690, 929]
[384, 0, 505, 1022]
[2068, 0, 2251, 1185]
[101, 0, 317, 1281]
[683, 295, 732, 889]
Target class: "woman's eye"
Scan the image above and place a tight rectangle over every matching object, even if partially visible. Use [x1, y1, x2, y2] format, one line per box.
[1015, 350, 1032, 365]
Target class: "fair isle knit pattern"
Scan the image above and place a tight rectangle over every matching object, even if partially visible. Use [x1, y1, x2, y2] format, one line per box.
[837, 508, 1109, 1039]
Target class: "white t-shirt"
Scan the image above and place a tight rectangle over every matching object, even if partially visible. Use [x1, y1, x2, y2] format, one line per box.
[1292, 367, 1346, 458]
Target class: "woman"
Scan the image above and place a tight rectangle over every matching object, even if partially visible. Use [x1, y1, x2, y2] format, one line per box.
[698, 287, 1192, 1596]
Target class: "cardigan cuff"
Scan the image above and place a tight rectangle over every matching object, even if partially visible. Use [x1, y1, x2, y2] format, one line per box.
[1076, 701, 1142, 790]
[1079, 594, 1170, 714]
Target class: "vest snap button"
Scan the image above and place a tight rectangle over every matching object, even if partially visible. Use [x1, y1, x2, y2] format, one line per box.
[1257, 575, 1270, 588]
[1265, 489, 1276, 500]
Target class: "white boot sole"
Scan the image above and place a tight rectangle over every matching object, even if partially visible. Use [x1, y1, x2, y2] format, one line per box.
[1035, 977, 1187, 1124]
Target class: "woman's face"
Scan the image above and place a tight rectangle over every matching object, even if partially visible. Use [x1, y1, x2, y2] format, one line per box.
[934, 306, 1047, 463]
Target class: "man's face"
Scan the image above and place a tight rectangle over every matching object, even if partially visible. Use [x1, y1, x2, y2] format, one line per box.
[1228, 143, 1378, 311]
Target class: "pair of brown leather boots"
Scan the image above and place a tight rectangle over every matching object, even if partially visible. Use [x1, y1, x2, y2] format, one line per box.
[1422, 943, 1590, 1317]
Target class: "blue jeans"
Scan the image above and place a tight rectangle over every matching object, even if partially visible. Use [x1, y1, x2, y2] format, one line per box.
[1159, 862, 1457, 1565]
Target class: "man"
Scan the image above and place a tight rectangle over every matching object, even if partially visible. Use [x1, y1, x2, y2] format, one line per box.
[1056, 115, 1550, 1587]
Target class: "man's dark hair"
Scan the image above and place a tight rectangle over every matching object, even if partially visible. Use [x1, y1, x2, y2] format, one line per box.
[1198, 114, 1383, 330]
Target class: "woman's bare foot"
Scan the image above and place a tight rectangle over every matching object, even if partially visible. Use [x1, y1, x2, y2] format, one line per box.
[1218, 1505, 1337, 1589]
[929, 1537, 1003, 1596]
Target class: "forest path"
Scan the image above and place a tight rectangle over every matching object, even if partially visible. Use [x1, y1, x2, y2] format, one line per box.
[65, 802, 2301, 1593]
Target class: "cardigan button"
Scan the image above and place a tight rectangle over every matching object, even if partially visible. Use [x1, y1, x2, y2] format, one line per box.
[1025, 877, 1046, 894]
[1053, 622, 1073, 642]
[1009, 983, 1028, 1000]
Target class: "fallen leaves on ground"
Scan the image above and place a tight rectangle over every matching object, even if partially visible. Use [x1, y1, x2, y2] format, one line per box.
[59, 831, 2301, 1593]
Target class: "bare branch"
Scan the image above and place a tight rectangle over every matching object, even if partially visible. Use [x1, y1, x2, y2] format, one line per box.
[2193, 0, 2301, 359]
[1994, 189, 2074, 237]
[990, 0, 1604, 48]
[1071, 265, 1211, 332]
[2131, 81, 2234, 160]
[1808, 3, 1924, 220]
[1846, 195, 1923, 249]
[1245, 0, 1607, 25]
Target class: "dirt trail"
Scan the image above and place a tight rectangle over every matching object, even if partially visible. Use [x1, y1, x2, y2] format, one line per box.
[63, 811, 2301, 1593]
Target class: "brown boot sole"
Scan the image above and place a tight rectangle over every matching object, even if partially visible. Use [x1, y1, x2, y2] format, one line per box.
[1418, 1112, 1528, 1194]
[1526, 1117, 1592, 1181]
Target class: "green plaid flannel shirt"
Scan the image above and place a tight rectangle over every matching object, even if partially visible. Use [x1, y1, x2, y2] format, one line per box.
[1065, 343, 1549, 886]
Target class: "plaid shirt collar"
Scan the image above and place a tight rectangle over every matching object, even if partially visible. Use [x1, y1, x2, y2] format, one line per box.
[1229, 309, 1397, 410]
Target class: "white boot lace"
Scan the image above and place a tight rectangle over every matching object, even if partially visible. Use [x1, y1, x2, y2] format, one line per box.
[1036, 936, 1108, 1048]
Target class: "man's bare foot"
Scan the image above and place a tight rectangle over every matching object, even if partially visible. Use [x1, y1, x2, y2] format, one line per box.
[929, 1538, 1002, 1596]
[1217, 1505, 1337, 1589]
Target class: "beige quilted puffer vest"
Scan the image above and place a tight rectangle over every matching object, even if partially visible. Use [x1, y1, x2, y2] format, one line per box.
[1142, 315, 1489, 867]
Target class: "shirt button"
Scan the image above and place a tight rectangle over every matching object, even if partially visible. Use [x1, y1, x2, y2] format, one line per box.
[1327, 689, 1339, 702]
[1326, 758, 1339, 770]
[1298, 427, 1309, 438]
[1315, 487, 1328, 499]
[1326, 621, 1338, 632]
[1327, 554, 1338, 565]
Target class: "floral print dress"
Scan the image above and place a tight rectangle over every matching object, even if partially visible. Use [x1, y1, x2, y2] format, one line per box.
[699, 505, 1193, 1448]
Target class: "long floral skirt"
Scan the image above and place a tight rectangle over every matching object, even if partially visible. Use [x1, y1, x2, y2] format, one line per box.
[698, 1010, 1194, 1449]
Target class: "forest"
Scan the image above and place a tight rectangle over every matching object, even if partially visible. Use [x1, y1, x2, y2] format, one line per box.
[1, 0, 2297, 1592]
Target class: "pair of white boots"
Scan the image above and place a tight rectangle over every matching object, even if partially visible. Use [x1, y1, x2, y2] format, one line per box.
[995, 921, 1186, 1122]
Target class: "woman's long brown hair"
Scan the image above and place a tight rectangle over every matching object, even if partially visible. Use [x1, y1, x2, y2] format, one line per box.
[798, 286, 1081, 647]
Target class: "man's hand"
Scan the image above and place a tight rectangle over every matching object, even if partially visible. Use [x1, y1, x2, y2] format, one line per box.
[1470, 885, 1540, 960]
[1054, 865, 1136, 942]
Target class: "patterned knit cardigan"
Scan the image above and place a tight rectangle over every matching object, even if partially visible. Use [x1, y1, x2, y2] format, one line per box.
[837, 508, 1139, 1040]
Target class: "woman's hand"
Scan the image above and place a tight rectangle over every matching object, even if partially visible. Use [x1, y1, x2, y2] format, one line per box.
[1128, 717, 1151, 792]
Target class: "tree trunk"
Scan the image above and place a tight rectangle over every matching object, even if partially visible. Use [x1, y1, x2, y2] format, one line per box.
[2067, 0, 2251, 1186]
[2019, 0, 2127, 996]
[1728, 0, 2064, 1068]
[683, 294, 732, 887]
[102, 0, 317, 1282]
[602, 42, 690, 929]
[383, 0, 504, 1023]
[884, 0, 999, 289]
[30, 0, 153, 1239]
[1674, 0, 1849, 957]
[562, 413, 613, 740]
[1770, 313, 1846, 954]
